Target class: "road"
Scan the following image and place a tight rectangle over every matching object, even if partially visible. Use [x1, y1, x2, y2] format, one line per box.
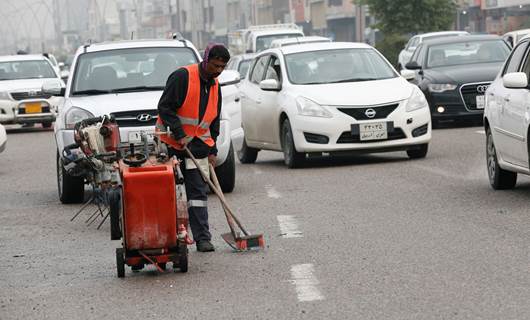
[1, 125, 529, 319]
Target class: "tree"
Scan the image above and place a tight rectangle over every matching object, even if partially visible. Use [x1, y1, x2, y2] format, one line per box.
[356, 0, 457, 35]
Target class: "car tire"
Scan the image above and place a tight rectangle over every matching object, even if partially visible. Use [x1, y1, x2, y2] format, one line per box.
[486, 128, 517, 190]
[281, 119, 305, 168]
[407, 143, 428, 159]
[237, 139, 259, 164]
[215, 142, 235, 193]
[57, 151, 85, 204]
[42, 122, 53, 128]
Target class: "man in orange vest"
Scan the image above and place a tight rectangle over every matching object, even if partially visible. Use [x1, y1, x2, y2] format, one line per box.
[157, 44, 230, 252]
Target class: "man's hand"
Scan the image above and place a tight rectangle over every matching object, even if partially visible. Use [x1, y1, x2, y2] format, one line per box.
[208, 154, 217, 167]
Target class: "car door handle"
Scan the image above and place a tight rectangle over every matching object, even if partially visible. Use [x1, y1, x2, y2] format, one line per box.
[256, 99, 262, 104]
[504, 96, 510, 102]
[235, 97, 240, 102]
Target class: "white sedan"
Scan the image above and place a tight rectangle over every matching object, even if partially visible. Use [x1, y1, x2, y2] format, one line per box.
[238, 42, 432, 168]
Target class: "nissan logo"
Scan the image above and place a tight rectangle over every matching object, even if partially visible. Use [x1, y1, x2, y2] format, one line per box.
[476, 85, 489, 94]
[136, 114, 152, 122]
[365, 108, 377, 119]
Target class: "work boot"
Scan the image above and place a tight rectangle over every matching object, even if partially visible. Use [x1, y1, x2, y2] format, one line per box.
[196, 240, 215, 252]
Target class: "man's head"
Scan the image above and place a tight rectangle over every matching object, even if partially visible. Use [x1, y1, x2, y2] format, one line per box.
[202, 43, 230, 79]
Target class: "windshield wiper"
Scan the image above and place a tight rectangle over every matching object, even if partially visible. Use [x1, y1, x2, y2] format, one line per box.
[72, 89, 111, 96]
[329, 78, 378, 83]
[110, 86, 165, 93]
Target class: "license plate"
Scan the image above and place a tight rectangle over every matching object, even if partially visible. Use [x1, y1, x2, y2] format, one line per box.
[359, 122, 388, 141]
[128, 131, 154, 143]
[24, 102, 42, 113]
[476, 95, 485, 109]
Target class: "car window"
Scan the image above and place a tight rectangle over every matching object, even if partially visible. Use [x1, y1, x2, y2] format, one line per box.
[284, 48, 396, 85]
[407, 37, 419, 50]
[410, 44, 423, 65]
[426, 40, 510, 68]
[250, 55, 269, 84]
[520, 43, 530, 78]
[0, 60, 56, 80]
[238, 60, 251, 79]
[502, 42, 529, 75]
[255, 33, 304, 52]
[71, 47, 198, 94]
[264, 56, 281, 82]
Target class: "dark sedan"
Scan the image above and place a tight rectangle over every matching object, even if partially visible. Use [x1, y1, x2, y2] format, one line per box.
[405, 35, 511, 125]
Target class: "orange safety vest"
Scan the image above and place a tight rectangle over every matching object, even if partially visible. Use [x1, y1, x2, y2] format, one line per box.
[156, 64, 219, 149]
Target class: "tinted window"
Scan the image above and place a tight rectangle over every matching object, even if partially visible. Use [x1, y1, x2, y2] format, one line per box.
[264, 56, 281, 82]
[0, 60, 56, 80]
[521, 44, 530, 78]
[238, 60, 251, 79]
[250, 56, 269, 84]
[72, 47, 197, 95]
[285, 48, 396, 85]
[426, 40, 510, 68]
[502, 42, 529, 75]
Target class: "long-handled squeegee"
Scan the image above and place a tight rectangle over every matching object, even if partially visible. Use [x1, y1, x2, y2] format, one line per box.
[184, 147, 264, 251]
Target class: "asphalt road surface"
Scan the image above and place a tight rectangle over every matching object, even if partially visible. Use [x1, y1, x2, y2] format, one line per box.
[1, 124, 529, 319]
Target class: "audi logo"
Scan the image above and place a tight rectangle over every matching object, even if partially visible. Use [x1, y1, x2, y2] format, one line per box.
[365, 108, 377, 119]
[136, 114, 152, 122]
[476, 85, 489, 94]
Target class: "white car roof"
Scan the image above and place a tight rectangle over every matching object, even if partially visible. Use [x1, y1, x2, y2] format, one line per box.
[418, 31, 469, 39]
[504, 28, 530, 36]
[76, 39, 196, 54]
[250, 29, 304, 37]
[272, 41, 373, 55]
[0, 55, 49, 62]
[270, 36, 331, 48]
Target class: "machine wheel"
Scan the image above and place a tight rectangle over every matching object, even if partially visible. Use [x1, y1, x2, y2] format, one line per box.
[108, 188, 122, 240]
[281, 120, 305, 168]
[237, 139, 259, 164]
[57, 151, 84, 204]
[486, 128, 517, 190]
[215, 142, 235, 193]
[42, 122, 53, 128]
[179, 254, 188, 273]
[407, 143, 428, 159]
[116, 248, 125, 278]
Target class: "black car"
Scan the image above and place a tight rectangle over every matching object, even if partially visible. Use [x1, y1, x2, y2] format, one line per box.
[405, 35, 511, 125]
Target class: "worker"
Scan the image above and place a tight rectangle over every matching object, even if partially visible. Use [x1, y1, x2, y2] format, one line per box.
[156, 43, 230, 252]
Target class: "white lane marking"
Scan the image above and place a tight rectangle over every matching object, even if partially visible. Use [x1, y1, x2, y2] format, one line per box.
[277, 215, 303, 238]
[289, 264, 325, 302]
[265, 185, 281, 199]
[476, 130, 485, 135]
[252, 167, 263, 175]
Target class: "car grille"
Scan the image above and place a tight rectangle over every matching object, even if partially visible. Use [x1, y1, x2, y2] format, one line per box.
[459, 82, 490, 111]
[10, 91, 52, 101]
[111, 109, 158, 127]
[337, 103, 399, 120]
[337, 128, 406, 144]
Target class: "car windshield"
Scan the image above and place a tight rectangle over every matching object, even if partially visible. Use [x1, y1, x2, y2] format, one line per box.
[426, 40, 510, 68]
[255, 33, 304, 52]
[238, 60, 251, 79]
[284, 48, 397, 85]
[0, 60, 56, 80]
[71, 47, 198, 95]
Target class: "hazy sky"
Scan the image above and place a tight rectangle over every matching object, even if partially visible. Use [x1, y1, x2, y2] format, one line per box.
[0, 0, 58, 41]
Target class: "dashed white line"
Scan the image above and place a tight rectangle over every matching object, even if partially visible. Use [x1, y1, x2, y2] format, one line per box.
[289, 264, 325, 302]
[277, 215, 303, 238]
[265, 185, 281, 199]
[476, 130, 485, 135]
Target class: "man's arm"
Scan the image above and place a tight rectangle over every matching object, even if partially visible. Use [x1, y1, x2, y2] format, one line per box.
[208, 85, 223, 156]
[157, 68, 188, 139]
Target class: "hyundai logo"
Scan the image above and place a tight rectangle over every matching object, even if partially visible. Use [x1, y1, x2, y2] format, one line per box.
[365, 108, 377, 119]
[476, 85, 489, 94]
[136, 114, 152, 122]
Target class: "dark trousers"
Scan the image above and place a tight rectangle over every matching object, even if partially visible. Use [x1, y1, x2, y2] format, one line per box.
[182, 165, 211, 242]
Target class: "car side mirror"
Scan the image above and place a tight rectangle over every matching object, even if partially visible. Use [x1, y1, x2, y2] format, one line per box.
[259, 79, 281, 91]
[42, 79, 65, 96]
[405, 61, 422, 70]
[400, 69, 416, 81]
[502, 72, 528, 89]
[218, 70, 241, 87]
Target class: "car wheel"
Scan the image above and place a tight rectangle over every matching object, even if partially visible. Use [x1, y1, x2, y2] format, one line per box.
[42, 122, 53, 128]
[57, 151, 85, 204]
[281, 119, 305, 168]
[215, 142, 235, 193]
[407, 143, 428, 159]
[237, 139, 259, 164]
[486, 128, 517, 190]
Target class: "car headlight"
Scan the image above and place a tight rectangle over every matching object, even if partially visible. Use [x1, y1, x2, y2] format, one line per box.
[295, 96, 332, 118]
[65, 107, 94, 129]
[405, 87, 428, 112]
[0, 91, 11, 100]
[428, 83, 457, 93]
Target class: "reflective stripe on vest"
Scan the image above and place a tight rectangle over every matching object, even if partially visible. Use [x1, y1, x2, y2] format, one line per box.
[155, 64, 219, 149]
